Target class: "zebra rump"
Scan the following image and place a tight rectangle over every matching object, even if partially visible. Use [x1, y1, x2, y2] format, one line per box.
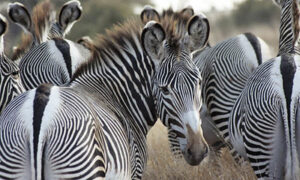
[0, 84, 107, 179]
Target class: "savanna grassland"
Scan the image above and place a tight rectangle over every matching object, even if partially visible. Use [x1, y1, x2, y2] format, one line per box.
[144, 122, 256, 180]
[143, 9, 279, 180]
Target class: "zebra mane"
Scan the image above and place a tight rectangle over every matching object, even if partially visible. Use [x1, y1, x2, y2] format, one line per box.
[10, 1, 55, 60]
[11, 33, 33, 61]
[292, 0, 300, 51]
[32, 1, 56, 44]
[160, 8, 193, 38]
[72, 13, 192, 80]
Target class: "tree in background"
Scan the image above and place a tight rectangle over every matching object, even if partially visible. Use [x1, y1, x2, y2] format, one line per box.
[208, 0, 280, 54]
[232, 0, 280, 27]
[50, 0, 150, 39]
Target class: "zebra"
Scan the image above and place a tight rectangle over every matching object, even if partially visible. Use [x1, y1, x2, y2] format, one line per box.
[193, 31, 271, 149]
[0, 14, 24, 114]
[0, 12, 210, 179]
[140, 5, 272, 150]
[9, 0, 81, 47]
[229, 0, 300, 179]
[8, 1, 90, 90]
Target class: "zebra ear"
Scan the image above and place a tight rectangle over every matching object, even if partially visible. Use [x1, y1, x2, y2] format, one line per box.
[0, 14, 7, 53]
[141, 21, 166, 62]
[7, 2, 32, 33]
[187, 14, 210, 51]
[180, 6, 194, 17]
[140, 5, 160, 24]
[0, 14, 7, 36]
[59, 0, 82, 35]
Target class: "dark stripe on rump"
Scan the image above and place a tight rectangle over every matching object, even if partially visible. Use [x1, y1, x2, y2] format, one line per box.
[33, 83, 52, 178]
[244, 32, 262, 65]
[53, 38, 72, 78]
[280, 55, 296, 141]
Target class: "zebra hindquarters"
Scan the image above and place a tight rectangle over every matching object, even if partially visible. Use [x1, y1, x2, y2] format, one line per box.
[229, 57, 300, 179]
[0, 84, 107, 179]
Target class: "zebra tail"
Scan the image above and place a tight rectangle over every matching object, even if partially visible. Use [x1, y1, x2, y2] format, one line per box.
[278, 101, 300, 180]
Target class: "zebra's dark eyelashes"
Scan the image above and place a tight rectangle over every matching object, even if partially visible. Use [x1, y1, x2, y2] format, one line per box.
[159, 85, 171, 95]
[11, 71, 20, 79]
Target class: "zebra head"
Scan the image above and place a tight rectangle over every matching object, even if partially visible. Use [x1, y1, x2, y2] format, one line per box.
[0, 14, 24, 113]
[142, 15, 210, 165]
[8, 0, 82, 44]
[8, 1, 57, 46]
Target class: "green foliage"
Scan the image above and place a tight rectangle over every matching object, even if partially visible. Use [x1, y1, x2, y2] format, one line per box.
[64, 0, 151, 40]
[212, 0, 280, 37]
[232, 0, 280, 27]
[7, 0, 151, 39]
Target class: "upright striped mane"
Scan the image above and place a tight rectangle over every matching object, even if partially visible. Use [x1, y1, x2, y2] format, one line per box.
[11, 33, 32, 60]
[72, 13, 192, 80]
[161, 8, 192, 39]
[11, 1, 55, 60]
[292, 0, 300, 49]
[32, 1, 55, 44]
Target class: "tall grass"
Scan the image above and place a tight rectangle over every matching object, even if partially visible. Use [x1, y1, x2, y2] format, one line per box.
[144, 122, 256, 180]
[143, 8, 279, 179]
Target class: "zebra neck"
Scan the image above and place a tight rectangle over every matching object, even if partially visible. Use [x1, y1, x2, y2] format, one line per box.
[278, 0, 300, 55]
[71, 37, 158, 136]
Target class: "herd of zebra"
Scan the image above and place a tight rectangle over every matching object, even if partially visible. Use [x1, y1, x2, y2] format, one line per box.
[0, 0, 299, 179]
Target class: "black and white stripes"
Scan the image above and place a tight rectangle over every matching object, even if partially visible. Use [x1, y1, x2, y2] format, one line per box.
[0, 14, 24, 114]
[0, 13, 210, 179]
[229, 0, 300, 179]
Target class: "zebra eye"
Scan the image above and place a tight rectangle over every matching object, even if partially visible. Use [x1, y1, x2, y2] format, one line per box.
[160, 86, 170, 95]
[11, 71, 19, 79]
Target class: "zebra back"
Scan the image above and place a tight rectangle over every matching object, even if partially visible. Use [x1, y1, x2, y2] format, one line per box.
[0, 9, 210, 179]
[8, 1, 89, 90]
[10, 0, 83, 60]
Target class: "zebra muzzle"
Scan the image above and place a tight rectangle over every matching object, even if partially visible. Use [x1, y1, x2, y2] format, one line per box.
[183, 124, 209, 166]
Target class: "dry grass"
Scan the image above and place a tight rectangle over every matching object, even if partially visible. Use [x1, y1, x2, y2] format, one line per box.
[144, 121, 256, 180]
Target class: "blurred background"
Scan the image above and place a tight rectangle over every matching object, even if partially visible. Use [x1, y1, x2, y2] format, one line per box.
[0, 0, 281, 179]
[0, 0, 280, 57]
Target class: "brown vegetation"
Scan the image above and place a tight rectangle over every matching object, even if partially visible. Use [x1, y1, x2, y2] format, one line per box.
[144, 121, 256, 180]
